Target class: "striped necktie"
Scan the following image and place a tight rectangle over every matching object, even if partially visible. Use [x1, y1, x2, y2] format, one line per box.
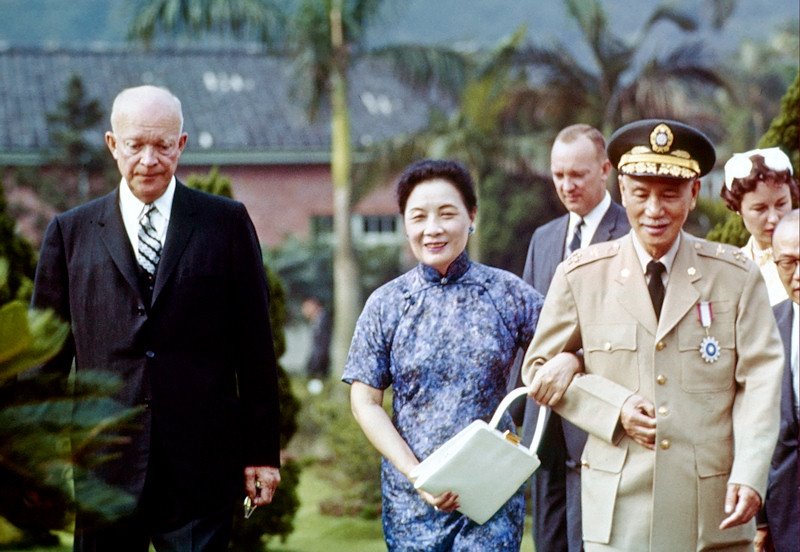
[567, 218, 584, 257]
[137, 204, 162, 277]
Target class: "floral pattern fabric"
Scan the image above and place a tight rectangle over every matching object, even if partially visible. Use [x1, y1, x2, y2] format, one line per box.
[343, 252, 544, 551]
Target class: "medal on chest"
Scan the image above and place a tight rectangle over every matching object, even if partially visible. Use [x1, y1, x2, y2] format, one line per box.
[696, 301, 720, 363]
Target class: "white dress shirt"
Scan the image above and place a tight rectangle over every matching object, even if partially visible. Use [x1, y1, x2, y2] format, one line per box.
[566, 191, 612, 253]
[118, 177, 175, 256]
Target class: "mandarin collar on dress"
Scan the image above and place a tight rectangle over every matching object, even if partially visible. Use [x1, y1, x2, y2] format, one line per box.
[419, 250, 471, 284]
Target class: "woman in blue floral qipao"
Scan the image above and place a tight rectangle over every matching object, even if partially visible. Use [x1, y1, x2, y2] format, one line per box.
[343, 159, 579, 551]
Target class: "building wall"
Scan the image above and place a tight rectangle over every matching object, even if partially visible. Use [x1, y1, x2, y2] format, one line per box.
[177, 163, 400, 247]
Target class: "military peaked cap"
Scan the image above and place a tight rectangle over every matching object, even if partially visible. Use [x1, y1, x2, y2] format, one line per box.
[607, 119, 716, 179]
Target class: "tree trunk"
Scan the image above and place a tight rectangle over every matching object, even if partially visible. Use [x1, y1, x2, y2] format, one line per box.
[329, 1, 361, 377]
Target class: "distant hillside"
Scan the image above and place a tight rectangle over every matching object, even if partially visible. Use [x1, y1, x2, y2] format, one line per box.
[1, 0, 797, 55]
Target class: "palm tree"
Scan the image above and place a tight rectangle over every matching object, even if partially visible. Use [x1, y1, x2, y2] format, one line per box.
[520, 0, 732, 134]
[359, 27, 561, 270]
[130, 0, 468, 373]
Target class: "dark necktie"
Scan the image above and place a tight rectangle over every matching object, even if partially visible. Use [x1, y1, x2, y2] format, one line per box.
[567, 218, 584, 257]
[646, 260, 666, 320]
[137, 204, 162, 277]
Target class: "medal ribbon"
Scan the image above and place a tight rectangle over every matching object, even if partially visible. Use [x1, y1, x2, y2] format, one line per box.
[697, 301, 713, 335]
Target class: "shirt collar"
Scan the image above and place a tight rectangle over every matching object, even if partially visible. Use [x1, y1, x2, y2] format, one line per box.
[419, 250, 471, 283]
[569, 191, 611, 232]
[746, 236, 774, 266]
[630, 230, 681, 276]
[118, 176, 176, 222]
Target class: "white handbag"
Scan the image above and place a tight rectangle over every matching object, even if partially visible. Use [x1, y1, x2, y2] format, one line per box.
[409, 387, 547, 524]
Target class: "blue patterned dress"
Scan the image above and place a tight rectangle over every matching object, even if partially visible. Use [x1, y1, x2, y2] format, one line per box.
[343, 252, 544, 551]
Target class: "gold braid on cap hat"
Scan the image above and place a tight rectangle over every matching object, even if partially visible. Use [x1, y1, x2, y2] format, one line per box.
[617, 124, 700, 179]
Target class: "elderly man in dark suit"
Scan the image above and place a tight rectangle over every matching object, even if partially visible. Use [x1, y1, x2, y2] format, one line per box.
[756, 208, 799, 552]
[32, 85, 281, 551]
[512, 124, 629, 552]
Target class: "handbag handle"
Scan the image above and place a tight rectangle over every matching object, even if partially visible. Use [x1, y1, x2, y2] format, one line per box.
[488, 387, 548, 454]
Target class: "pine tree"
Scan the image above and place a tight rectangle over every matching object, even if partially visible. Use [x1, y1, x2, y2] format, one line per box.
[46, 73, 110, 206]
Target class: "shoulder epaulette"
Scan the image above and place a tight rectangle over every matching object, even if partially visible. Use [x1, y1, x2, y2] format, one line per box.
[564, 241, 621, 273]
[692, 238, 750, 270]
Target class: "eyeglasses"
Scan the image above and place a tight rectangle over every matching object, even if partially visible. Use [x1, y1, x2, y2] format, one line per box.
[774, 256, 800, 274]
[723, 147, 793, 190]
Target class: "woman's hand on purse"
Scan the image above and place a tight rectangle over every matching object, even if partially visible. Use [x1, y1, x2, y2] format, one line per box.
[417, 488, 459, 513]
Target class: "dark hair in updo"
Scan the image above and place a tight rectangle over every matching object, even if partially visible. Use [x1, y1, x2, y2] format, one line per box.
[396, 159, 478, 215]
[720, 154, 799, 212]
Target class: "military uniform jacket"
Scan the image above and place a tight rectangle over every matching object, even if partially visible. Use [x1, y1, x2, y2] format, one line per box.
[522, 231, 783, 551]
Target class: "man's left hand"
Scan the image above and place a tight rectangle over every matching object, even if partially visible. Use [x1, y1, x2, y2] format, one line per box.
[245, 466, 281, 506]
[719, 483, 761, 530]
[527, 352, 582, 406]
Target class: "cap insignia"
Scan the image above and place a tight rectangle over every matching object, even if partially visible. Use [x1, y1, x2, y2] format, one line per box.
[650, 123, 674, 153]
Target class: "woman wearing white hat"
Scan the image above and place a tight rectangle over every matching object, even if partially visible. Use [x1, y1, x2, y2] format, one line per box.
[721, 148, 799, 305]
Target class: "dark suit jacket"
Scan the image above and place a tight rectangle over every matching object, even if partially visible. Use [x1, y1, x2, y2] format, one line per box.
[761, 300, 799, 552]
[32, 182, 280, 520]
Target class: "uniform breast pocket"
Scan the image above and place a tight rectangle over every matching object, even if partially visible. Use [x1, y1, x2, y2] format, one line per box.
[678, 301, 735, 393]
[584, 324, 639, 390]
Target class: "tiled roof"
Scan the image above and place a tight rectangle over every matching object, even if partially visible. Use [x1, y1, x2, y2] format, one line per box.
[0, 46, 451, 164]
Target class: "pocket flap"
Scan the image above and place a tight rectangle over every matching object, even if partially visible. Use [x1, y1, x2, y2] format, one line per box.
[584, 324, 637, 353]
[694, 438, 733, 478]
[584, 440, 628, 473]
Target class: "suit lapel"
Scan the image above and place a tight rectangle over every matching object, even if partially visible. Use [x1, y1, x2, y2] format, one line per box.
[657, 233, 701, 341]
[98, 190, 141, 296]
[613, 236, 658, 336]
[151, 182, 196, 306]
[550, 215, 568, 263]
[590, 202, 621, 245]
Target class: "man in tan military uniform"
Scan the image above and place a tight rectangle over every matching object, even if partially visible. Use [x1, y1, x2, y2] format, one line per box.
[522, 119, 784, 551]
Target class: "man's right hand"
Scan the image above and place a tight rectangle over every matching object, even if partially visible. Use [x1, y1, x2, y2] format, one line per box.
[620, 394, 656, 449]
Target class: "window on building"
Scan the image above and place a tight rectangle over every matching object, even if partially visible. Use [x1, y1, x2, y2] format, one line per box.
[311, 215, 333, 238]
[362, 215, 397, 234]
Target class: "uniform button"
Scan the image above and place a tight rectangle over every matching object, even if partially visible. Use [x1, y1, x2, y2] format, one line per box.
[145, 350, 155, 359]
[656, 374, 667, 385]
[660, 439, 671, 450]
[604, 342, 612, 351]
[658, 406, 669, 416]
[656, 341, 666, 351]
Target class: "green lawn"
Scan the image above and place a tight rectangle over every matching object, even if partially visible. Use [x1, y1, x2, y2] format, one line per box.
[270, 463, 535, 552]
[1, 465, 535, 552]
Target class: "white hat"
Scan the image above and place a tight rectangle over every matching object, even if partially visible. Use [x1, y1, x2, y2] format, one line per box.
[723, 147, 793, 190]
